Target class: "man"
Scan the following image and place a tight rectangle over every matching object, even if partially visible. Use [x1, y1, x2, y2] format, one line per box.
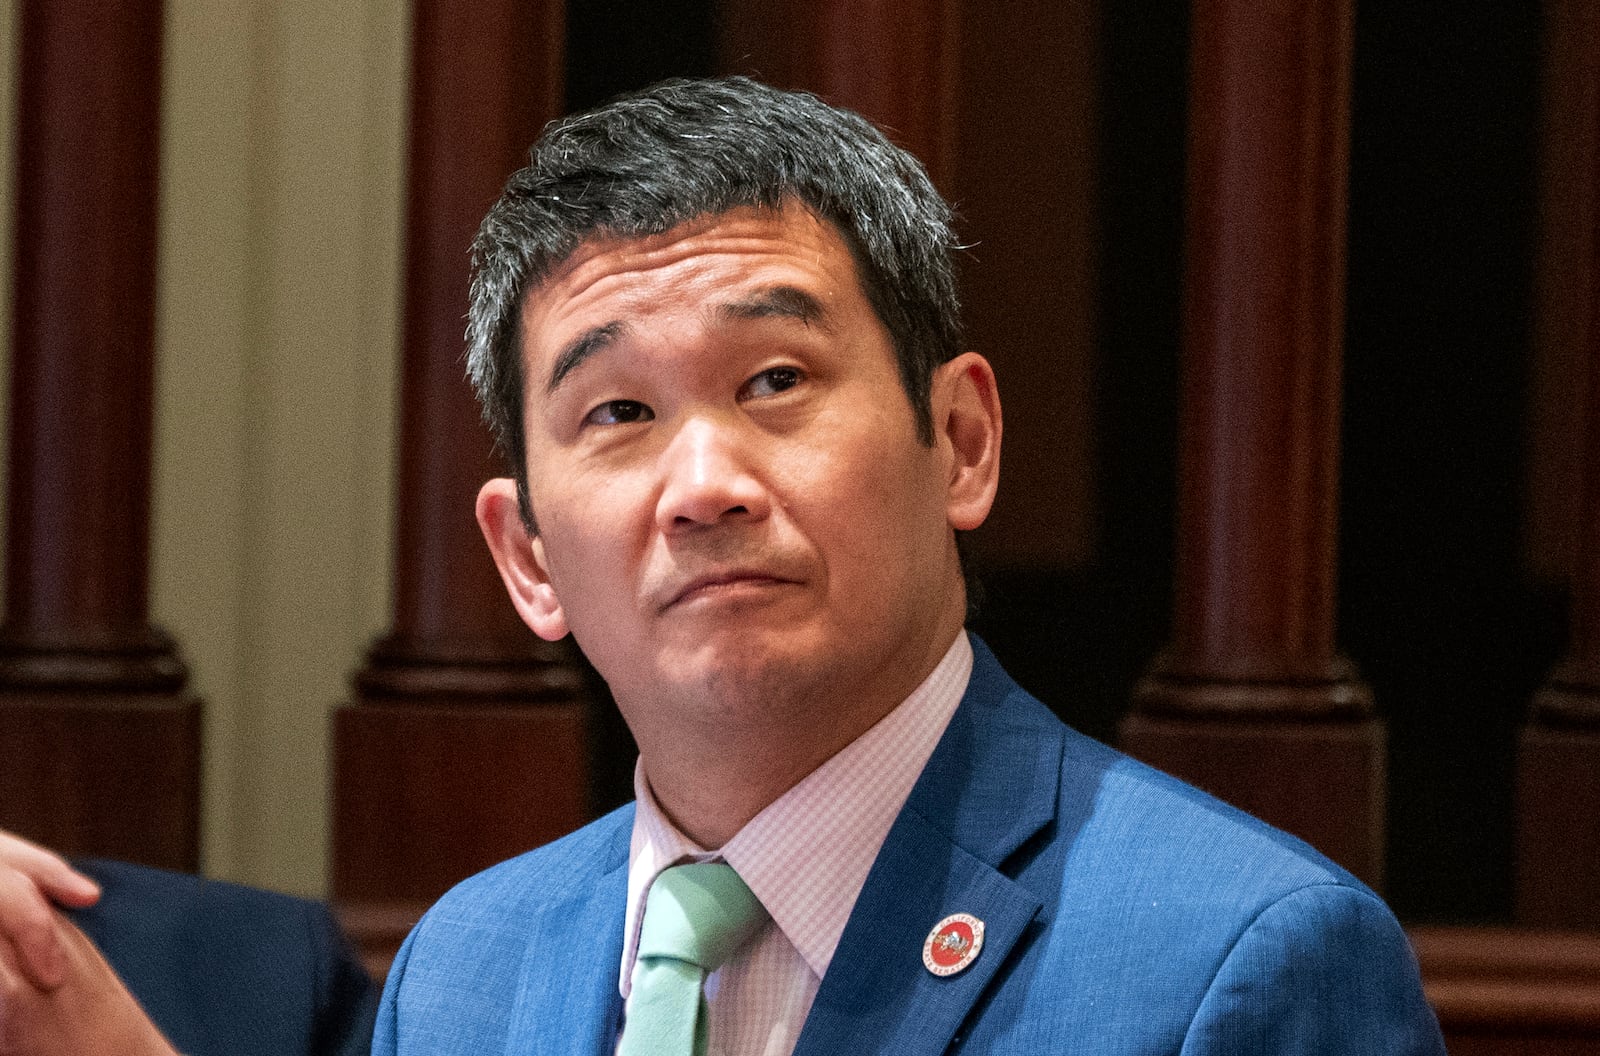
[376, 77, 1445, 1054]
[0, 829, 376, 1055]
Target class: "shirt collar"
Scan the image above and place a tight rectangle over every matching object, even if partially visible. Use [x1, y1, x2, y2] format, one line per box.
[620, 632, 974, 994]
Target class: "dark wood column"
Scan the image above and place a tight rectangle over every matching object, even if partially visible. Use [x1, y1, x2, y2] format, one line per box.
[718, 0, 959, 188]
[1516, 0, 1600, 927]
[1119, 0, 1385, 886]
[0, 0, 199, 870]
[332, 0, 589, 920]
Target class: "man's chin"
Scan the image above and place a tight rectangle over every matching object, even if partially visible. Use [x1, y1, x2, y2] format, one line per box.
[653, 638, 833, 717]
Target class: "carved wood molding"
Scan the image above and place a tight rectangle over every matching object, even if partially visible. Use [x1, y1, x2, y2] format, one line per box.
[1414, 925, 1600, 1042]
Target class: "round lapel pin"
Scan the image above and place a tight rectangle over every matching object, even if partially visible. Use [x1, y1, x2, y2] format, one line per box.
[923, 912, 984, 976]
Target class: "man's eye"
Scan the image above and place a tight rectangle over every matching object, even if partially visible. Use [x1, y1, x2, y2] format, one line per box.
[583, 400, 654, 426]
[741, 366, 804, 399]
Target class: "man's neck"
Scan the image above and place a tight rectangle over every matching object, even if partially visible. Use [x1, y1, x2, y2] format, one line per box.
[632, 628, 967, 848]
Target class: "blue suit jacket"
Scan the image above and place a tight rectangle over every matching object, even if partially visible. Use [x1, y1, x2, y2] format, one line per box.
[71, 859, 378, 1056]
[375, 637, 1445, 1054]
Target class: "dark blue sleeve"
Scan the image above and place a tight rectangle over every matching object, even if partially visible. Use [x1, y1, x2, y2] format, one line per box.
[303, 898, 379, 1056]
[70, 859, 378, 1056]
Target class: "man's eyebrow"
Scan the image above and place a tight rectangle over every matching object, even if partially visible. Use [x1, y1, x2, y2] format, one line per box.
[546, 321, 630, 395]
[714, 286, 833, 329]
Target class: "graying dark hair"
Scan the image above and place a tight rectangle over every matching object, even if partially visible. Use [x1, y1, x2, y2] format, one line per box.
[466, 76, 964, 526]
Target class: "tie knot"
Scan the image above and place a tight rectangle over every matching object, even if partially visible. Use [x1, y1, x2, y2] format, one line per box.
[636, 863, 766, 972]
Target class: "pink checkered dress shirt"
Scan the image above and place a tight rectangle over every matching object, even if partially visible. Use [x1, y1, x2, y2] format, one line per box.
[618, 632, 974, 1056]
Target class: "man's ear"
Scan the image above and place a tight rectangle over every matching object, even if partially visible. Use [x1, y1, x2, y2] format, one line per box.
[476, 478, 570, 641]
[932, 352, 1002, 531]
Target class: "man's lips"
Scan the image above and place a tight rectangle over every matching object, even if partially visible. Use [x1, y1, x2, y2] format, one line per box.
[659, 569, 801, 611]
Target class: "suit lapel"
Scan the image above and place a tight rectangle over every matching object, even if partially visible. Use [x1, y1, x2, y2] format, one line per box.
[506, 822, 630, 1056]
[794, 637, 1063, 1056]
[793, 810, 1044, 1056]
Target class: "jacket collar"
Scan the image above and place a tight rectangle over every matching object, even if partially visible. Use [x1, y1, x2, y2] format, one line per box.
[793, 635, 1063, 1056]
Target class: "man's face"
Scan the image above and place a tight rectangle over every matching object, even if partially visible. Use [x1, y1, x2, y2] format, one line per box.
[480, 202, 994, 745]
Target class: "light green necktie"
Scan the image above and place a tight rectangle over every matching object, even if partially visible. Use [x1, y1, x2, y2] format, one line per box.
[619, 863, 767, 1056]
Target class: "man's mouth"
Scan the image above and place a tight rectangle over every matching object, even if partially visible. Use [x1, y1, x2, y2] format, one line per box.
[660, 569, 799, 611]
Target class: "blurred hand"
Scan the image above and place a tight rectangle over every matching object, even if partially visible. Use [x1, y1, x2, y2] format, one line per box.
[0, 831, 99, 991]
[0, 913, 180, 1056]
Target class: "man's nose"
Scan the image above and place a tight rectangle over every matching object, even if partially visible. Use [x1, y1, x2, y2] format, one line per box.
[654, 416, 772, 531]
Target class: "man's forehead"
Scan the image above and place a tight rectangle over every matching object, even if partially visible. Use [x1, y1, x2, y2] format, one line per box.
[539, 284, 834, 396]
[533, 201, 839, 292]
[516, 202, 863, 387]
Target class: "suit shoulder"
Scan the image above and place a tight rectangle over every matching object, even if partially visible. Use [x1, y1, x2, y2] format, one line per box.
[1082, 737, 1363, 893]
[973, 698, 1435, 1049]
[1011, 718, 1384, 967]
[965, 642, 1363, 901]
[378, 807, 633, 1054]
[422, 802, 634, 928]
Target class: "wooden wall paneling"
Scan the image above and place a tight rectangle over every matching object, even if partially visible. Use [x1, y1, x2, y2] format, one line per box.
[1516, 4, 1600, 928]
[948, 0, 1099, 570]
[332, 0, 592, 918]
[1517, 710, 1600, 928]
[1525, 0, 1596, 586]
[1414, 925, 1600, 1054]
[1118, 0, 1385, 886]
[717, 0, 960, 191]
[0, 0, 200, 870]
[1514, 0, 1600, 931]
